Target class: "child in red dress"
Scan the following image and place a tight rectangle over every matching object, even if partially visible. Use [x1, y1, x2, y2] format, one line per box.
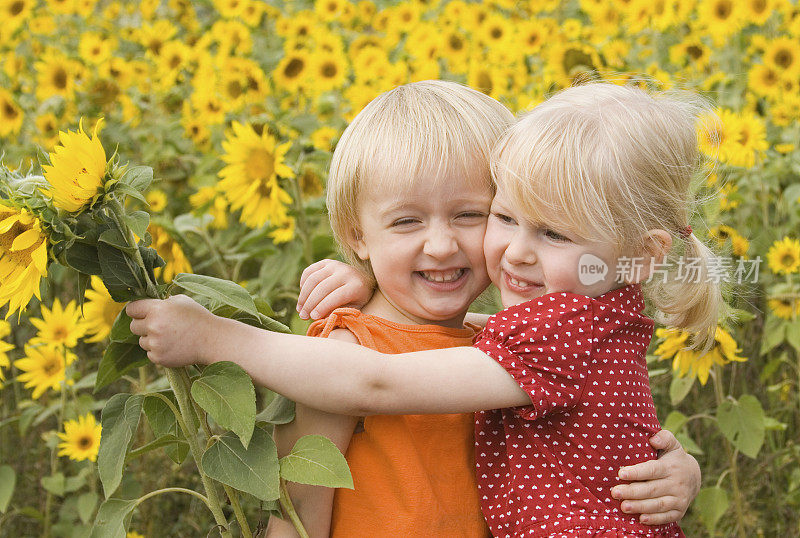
[128, 83, 715, 536]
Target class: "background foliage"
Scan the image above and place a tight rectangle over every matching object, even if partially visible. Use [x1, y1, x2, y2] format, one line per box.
[1, 0, 799, 536]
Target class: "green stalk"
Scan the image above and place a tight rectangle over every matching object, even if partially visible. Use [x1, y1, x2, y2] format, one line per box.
[278, 479, 310, 538]
[711, 368, 747, 536]
[106, 197, 232, 536]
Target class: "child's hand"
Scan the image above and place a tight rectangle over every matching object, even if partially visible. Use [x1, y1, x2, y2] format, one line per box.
[296, 259, 373, 320]
[610, 429, 700, 525]
[126, 295, 215, 368]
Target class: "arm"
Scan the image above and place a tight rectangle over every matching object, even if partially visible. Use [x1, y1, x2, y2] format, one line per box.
[266, 330, 360, 538]
[127, 295, 531, 416]
[463, 312, 491, 327]
[612, 429, 701, 525]
[296, 259, 373, 320]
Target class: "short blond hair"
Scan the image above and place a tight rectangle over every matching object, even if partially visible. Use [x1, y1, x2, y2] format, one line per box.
[327, 80, 513, 281]
[492, 82, 721, 348]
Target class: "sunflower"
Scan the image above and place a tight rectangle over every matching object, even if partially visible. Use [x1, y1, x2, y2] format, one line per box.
[669, 37, 711, 71]
[149, 224, 192, 282]
[546, 41, 604, 88]
[57, 413, 102, 462]
[310, 126, 338, 152]
[34, 113, 60, 150]
[763, 37, 800, 78]
[748, 64, 782, 99]
[2, 0, 35, 31]
[190, 89, 225, 126]
[726, 112, 768, 168]
[14, 344, 76, 399]
[78, 32, 115, 65]
[29, 299, 88, 348]
[34, 51, 84, 102]
[127, 532, 145, 538]
[0, 88, 23, 138]
[696, 109, 742, 164]
[768, 297, 800, 320]
[0, 203, 49, 317]
[696, 0, 744, 45]
[767, 237, 800, 275]
[80, 276, 124, 342]
[655, 326, 746, 385]
[0, 320, 12, 388]
[273, 50, 311, 92]
[217, 122, 294, 229]
[269, 216, 295, 244]
[309, 51, 348, 93]
[743, 0, 775, 25]
[146, 190, 168, 212]
[213, 0, 247, 18]
[189, 186, 228, 229]
[41, 120, 107, 213]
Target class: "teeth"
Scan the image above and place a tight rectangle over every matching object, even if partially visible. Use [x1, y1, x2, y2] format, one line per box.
[509, 276, 531, 287]
[420, 268, 464, 283]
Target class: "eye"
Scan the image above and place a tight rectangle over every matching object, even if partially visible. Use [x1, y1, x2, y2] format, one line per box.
[457, 211, 487, 220]
[544, 228, 570, 242]
[390, 217, 418, 227]
[492, 212, 516, 225]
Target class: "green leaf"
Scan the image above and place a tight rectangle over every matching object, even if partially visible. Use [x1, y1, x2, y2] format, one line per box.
[256, 393, 295, 425]
[97, 394, 144, 499]
[90, 498, 137, 538]
[125, 434, 188, 463]
[279, 435, 353, 489]
[98, 228, 135, 253]
[64, 241, 102, 275]
[201, 429, 280, 502]
[694, 486, 729, 534]
[125, 211, 150, 239]
[760, 316, 787, 356]
[143, 394, 188, 464]
[98, 243, 142, 291]
[78, 492, 99, 525]
[669, 374, 694, 406]
[675, 432, 704, 456]
[120, 165, 153, 192]
[716, 394, 766, 459]
[662, 411, 688, 434]
[0, 465, 15, 513]
[172, 273, 258, 317]
[109, 310, 138, 344]
[787, 318, 800, 354]
[192, 361, 256, 448]
[95, 343, 149, 392]
[41, 473, 66, 497]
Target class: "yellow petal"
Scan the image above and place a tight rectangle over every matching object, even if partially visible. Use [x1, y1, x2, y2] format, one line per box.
[10, 229, 41, 251]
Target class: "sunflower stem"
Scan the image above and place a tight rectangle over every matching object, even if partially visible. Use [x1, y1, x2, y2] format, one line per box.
[711, 368, 747, 536]
[279, 478, 310, 538]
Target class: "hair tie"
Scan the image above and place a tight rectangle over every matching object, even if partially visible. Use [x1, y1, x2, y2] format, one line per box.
[679, 225, 692, 239]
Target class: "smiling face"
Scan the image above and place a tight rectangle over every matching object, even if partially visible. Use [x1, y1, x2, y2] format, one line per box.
[350, 173, 492, 327]
[483, 185, 623, 308]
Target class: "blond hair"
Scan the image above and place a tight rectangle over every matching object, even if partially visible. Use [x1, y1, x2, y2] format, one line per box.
[492, 82, 721, 348]
[326, 80, 514, 281]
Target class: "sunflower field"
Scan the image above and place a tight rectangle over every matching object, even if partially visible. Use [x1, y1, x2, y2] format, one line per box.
[0, 0, 799, 536]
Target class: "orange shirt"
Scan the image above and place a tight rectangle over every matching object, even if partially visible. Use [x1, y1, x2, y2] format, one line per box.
[307, 308, 490, 538]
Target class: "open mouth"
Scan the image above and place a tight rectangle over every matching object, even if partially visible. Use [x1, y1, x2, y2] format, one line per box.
[503, 270, 543, 291]
[416, 268, 467, 284]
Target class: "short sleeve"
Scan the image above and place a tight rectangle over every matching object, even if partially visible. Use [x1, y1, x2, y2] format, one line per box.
[474, 293, 595, 420]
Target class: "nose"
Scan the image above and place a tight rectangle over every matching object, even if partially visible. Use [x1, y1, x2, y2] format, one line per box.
[423, 223, 458, 259]
[504, 230, 536, 265]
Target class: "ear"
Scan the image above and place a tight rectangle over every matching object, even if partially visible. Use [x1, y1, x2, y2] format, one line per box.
[633, 229, 673, 283]
[346, 226, 369, 261]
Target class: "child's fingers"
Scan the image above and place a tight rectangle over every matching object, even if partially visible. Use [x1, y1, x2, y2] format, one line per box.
[299, 277, 349, 319]
[299, 259, 334, 289]
[126, 299, 160, 319]
[618, 458, 664, 482]
[648, 429, 680, 452]
[306, 284, 366, 319]
[637, 510, 685, 526]
[619, 496, 683, 521]
[611, 478, 665, 501]
[297, 264, 338, 312]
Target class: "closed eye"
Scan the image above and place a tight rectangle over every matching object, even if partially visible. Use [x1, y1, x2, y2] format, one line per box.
[391, 218, 419, 227]
[492, 212, 517, 225]
[544, 229, 570, 242]
[457, 211, 487, 220]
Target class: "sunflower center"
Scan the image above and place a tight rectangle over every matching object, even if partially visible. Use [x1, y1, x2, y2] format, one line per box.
[449, 34, 464, 51]
[717, 229, 730, 239]
[774, 50, 793, 69]
[78, 435, 93, 449]
[714, 1, 732, 18]
[476, 71, 493, 94]
[53, 68, 68, 90]
[751, 0, 766, 12]
[687, 45, 704, 60]
[246, 148, 275, 181]
[563, 48, 595, 74]
[781, 253, 797, 267]
[169, 54, 182, 69]
[490, 27, 503, 40]
[43, 357, 62, 376]
[321, 62, 337, 78]
[10, 1, 24, 16]
[227, 80, 243, 99]
[53, 326, 68, 341]
[284, 58, 304, 78]
[3, 101, 18, 119]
